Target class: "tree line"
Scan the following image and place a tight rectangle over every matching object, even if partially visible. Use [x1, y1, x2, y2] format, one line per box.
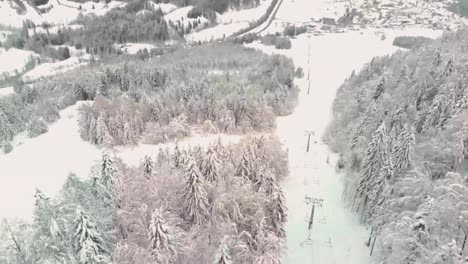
[327, 29, 468, 263]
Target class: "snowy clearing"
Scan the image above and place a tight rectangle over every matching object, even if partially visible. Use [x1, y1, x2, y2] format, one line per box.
[0, 47, 38, 75]
[22, 54, 91, 82]
[0, 102, 102, 220]
[218, 0, 273, 24]
[115, 43, 156, 55]
[0, 0, 125, 28]
[149, 2, 178, 14]
[186, 0, 275, 42]
[0, 86, 14, 98]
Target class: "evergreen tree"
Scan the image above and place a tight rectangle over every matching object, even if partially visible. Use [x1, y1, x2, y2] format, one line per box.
[267, 186, 287, 238]
[72, 209, 108, 264]
[100, 152, 116, 190]
[392, 124, 415, 173]
[423, 94, 445, 130]
[148, 209, 176, 262]
[0, 110, 14, 143]
[201, 147, 221, 182]
[373, 77, 385, 100]
[442, 58, 454, 77]
[236, 146, 257, 181]
[213, 238, 232, 264]
[142, 155, 154, 178]
[96, 114, 111, 145]
[173, 144, 185, 168]
[366, 158, 394, 221]
[181, 158, 210, 225]
[357, 121, 388, 209]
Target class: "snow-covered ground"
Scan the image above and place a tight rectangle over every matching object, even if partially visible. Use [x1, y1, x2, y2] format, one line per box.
[149, 2, 178, 14]
[22, 54, 91, 82]
[0, 47, 38, 75]
[0, 0, 125, 28]
[0, 102, 102, 220]
[0, 86, 14, 98]
[115, 43, 156, 55]
[186, 0, 275, 42]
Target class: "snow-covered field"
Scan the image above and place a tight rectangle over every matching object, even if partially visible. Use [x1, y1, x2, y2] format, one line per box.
[22, 54, 91, 82]
[0, 0, 125, 28]
[186, 0, 275, 42]
[0, 102, 102, 220]
[0, 47, 38, 75]
[149, 2, 177, 14]
[115, 43, 156, 55]
[0, 86, 14, 98]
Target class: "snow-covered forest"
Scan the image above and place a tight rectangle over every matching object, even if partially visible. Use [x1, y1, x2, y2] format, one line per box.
[0, 136, 289, 263]
[327, 29, 468, 263]
[2, 0, 468, 262]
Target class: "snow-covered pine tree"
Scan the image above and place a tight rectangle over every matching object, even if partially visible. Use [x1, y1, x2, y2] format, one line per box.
[96, 113, 112, 145]
[356, 121, 388, 210]
[72, 209, 108, 264]
[182, 158, 210, 225]
[392, 124, 415, 174]
[236, 145, 257, 182]
[213, 238, 232, 264]
[434, 49, 442, 67]
[373, 77, 385, 100]
[148, 209, 176, 262]
[267, 186, 288, 238]
[442, 58, 454, 77]
[142, 155, 154, 178]
[201, 147, 221, 183]
[0, 109, 14, 143]
[173, 144, 186, 168]
[100, 152, 116, 190]
[366, 157, 394, 222]
[423, 94, 445, 131]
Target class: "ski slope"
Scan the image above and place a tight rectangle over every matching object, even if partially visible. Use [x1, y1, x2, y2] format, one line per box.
[244, 0, 443, 262]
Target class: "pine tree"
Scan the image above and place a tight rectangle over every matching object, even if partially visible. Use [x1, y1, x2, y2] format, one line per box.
[434, 49, 441, 67]
[236, 146, 257, 182]
[423, 94, 445, 130]
[392, 124, 415, 174]
[267, 186, 288, 238]
[142, 155, 154, 178]
[148, 209, 176, 261]
[213, 238, 232, 264]
[373, 77, 385, 100]
[181, 158, 210, 225]
[173, 144, 185, 168]
[357, 121, 388, 209]
[442, 58, 454, 77]
[0, 109, 14, 143]
[100, 152, 116, 190]
[201, 147, 221, 182]
[72, 209, 108, 264]
[366, 158, 394, 221]
[96, 114, 112, 145]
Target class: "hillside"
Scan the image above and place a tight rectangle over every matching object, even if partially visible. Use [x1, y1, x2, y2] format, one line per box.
[327, 29, 468, 262]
